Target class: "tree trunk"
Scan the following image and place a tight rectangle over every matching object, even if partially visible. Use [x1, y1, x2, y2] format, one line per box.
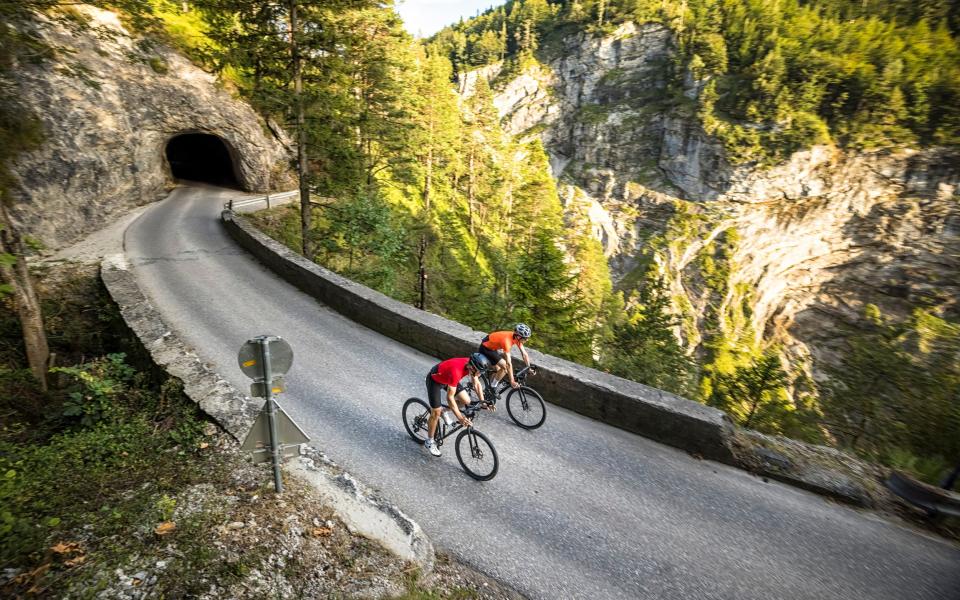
[744, 397, 759, 428]
[467, 150, 476, 237]
[423, 147, 433, 213]
[417, 236, 427, 310]
[0, 204, 48, 390]
[290, 0, 312, 259]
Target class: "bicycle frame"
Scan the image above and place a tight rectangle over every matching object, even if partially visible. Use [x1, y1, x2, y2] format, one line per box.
[479, 364, 535, 401]
[432, 419, 491, 456]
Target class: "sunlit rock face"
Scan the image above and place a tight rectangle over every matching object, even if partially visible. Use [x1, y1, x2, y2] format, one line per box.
[462, 23, 960, 377]
[8, 6, 293, 249]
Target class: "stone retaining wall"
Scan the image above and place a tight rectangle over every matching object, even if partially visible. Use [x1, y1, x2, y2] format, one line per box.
[222, 211, 736, 464]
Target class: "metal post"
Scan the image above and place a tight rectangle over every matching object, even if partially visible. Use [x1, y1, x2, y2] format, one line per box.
[942, 461, 960, 491]
[259, 337, 284, 493]
[266, 194, 271, 209]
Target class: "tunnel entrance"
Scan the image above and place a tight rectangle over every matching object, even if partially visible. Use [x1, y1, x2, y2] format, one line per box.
[165, 133, 239, 187]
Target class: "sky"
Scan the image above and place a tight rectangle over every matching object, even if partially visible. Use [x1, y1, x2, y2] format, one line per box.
[395, 0, 501, 38]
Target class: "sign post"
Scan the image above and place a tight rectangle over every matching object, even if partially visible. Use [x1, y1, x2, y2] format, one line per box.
[261, 338, 283, 492]
[238, 335, 307, 494]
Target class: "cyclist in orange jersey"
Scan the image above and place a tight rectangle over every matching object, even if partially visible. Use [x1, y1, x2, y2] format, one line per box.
[477, 323, 533, 391]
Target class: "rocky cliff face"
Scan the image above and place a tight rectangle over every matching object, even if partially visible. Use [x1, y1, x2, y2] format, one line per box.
[8, 6, 293, 250]
[463, 22, 960, 378]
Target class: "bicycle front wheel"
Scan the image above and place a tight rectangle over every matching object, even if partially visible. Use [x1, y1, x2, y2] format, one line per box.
[455, 429, 499, 481]
[505, 386, 546, 430]
[402, 397, 431, 444]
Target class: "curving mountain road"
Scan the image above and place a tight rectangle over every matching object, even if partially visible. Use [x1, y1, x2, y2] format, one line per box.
[124, 185, 960, 600]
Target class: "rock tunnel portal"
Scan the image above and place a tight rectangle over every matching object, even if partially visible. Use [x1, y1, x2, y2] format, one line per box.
[165, 133, 239, 187]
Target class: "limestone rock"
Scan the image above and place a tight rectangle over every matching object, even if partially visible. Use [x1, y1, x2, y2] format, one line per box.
[9, 6, 294, 250]
[462, 21, 960, 382]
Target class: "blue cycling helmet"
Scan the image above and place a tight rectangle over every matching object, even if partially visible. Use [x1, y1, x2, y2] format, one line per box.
[514, 323, 532, 339]
[468, 352, 491, 372]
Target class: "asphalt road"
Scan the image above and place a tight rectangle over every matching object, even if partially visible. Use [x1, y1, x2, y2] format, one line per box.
[124, 184, 960, 600]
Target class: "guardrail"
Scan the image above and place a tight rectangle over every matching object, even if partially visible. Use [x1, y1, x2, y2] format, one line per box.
[226, 190, 300, 213]
[221, 210, 737, 464]
[886, 470, 960, 518]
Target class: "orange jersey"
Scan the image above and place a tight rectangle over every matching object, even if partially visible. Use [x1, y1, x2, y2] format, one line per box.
[482, 331, 520, 354]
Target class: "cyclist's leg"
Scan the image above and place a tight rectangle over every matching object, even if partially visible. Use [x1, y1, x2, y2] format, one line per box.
[454, 383, 472, 409]
[491, 353, 508, 385]
[478, 345, 503, 380]
[424, 372, 444, 440]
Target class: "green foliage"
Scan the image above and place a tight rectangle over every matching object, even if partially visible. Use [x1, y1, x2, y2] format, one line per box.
[707, 350, 790, 431]
[821, 306, 960, 481]
[148, 56, 169, 74]
[433, 0, 960, 161]
[599, 275, 698, 397]
[156, 493, 177, 521]
[0, 350, 207, 568]
[884, 447, 952, 486]
[52, 353, 139, 426]
[319, 192, 409, 294]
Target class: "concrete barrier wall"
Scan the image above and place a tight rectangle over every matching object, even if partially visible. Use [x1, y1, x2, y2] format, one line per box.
[222, 211, 736, 464]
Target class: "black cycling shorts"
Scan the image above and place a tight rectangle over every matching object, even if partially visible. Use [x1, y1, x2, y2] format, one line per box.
[425, 366, 468, 409]
[478, 343, 504, 366]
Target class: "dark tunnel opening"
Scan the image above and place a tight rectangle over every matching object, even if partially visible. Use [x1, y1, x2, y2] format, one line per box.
[165, 133, 239, 187]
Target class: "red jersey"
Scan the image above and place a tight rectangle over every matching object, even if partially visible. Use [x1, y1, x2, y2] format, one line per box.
[482, 331, 520, 354]
[430, 357, 470, 387]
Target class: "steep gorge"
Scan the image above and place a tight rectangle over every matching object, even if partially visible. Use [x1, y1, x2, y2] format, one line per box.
[463, 22, 960, 385]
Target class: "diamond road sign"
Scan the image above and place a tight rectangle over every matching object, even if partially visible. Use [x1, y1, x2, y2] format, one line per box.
[238, 336, 293, 380]
[240, 399, 310, 464]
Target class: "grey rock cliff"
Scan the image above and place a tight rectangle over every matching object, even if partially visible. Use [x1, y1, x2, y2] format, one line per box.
[462, 22, 960, 378]
[8, 6, 293, 250]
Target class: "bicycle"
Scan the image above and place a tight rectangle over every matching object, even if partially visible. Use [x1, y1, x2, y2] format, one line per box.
[472, 365, 547, 430]
[401, 397, 499, 481]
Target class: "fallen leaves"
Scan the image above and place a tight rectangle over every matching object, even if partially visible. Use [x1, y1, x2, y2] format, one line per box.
[154, 521, 177, 536]
[13, 563, 49, 586]
[65, 555, 87, 567]
[310, 527, 332, 537]
[50, 541, 82, 555]
[51, 541, 87, 568]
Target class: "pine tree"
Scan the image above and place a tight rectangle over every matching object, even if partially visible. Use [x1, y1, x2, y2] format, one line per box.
[600, 276, 697, 397]
[709, 351, 788, 430]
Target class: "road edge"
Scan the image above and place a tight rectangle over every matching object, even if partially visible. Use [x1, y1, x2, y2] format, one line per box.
[99, 253, 436, 573]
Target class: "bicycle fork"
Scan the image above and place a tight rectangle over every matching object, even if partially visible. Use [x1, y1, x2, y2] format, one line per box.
[467, 429, 484, 460]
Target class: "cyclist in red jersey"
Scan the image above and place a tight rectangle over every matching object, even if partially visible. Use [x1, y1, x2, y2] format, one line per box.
[478, 323, 533, 391]
[422, 353, 490, 457]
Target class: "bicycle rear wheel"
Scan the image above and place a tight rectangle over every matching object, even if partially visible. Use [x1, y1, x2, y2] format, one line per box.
[402, 397, 431, 444]
[455, 429, 499, 481]
[505, 386, 546, 430]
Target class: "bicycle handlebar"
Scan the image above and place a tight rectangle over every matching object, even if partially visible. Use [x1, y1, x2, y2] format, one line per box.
[514, 364, 538, 380]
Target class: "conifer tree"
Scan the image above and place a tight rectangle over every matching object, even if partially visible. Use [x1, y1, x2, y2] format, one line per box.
[411, 48, 461, 307]
[600, 275, 696, 397]
[709, 351, 789, 430]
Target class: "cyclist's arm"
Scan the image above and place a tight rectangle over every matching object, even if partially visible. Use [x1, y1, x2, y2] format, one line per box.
[471, 373, 483, 404]
[505, 346, 517, 386]
[519, 343, 531, 368]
